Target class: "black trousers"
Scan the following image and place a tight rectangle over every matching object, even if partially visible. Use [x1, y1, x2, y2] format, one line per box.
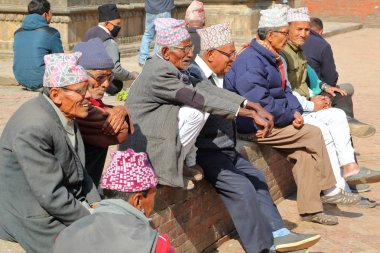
[197, 149, 284, 253]
[322, 91, 354, 118]
[84, 144, 108, 187]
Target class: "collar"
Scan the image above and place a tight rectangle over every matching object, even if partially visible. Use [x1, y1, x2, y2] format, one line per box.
[43, 94, 75, 136]
[96, 199, 151, 223]
[194, 55, 214, 79]
[287, 41, 302, 52]
[310, 29, 323, 39]
[98, 24, 111, 35]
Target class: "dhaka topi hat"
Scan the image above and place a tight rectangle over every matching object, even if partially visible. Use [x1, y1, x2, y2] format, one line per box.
[258, 6, 289, 28]
[100, 149, 159, 193]
[73, 38, 115, 70]
[196, 23, 233, 51]
[43, 52, 88, 88]
[287, 7, 310, 23]
[98, 4, 121, 22]
[154, 18, 190, 46]
[185, 0, 205, 24]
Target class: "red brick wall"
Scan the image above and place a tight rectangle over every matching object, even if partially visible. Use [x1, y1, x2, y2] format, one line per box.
[298, 0, 380, 27]
[151, 140, 296, 253]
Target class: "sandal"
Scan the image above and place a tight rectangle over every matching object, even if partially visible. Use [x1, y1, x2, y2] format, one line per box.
[321, 189, 360, 205]
[345, 167, 380, 185]
[301, 212, 338, 225]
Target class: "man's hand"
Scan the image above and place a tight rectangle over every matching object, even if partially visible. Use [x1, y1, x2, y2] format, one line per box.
[102, 106, 134, 135]
[238, 108, 271, 138]
[324, 85, 347, 97]
[292, 111, 304, 129]
[245, 101, 274, 133]
[132, 71, 139, 80]
[311, 95, 331, 112]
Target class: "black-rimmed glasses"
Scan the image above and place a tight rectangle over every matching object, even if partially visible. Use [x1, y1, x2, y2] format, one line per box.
[213, 48, 236, 59]
[87, 71, 114, 84]
[273, 31, 289, 37]
[173, 44, 195, 54]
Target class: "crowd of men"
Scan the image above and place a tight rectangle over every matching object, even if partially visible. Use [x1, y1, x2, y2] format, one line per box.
[1, 0, 379, 253]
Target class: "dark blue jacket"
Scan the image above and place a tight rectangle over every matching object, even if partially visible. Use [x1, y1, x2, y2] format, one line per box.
[13, 14, 63, 89]
[224, 40, 303, 133]
[302, 30, 339, 86]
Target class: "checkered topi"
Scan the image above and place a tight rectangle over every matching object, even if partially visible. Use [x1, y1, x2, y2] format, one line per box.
[185, 0, 205, 24]
[287, 7, 310, 22]
[100, 149, 158, 193]
[258, 6, 289, 28]
[43, 52, 88, 88]
[196, 23, 233, 51]
[155, 18, 190, 46]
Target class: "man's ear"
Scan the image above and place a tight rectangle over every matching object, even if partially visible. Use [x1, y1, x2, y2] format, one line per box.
[161, 47, 171, 61]
[205, 49, 215, 62]
[49, 88, 62, 106]
[266, 31, 274, 43]
[129, 192, 144, 210]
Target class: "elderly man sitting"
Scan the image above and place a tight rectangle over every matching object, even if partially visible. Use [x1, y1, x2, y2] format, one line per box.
[54, 149, 174, 253]
[120, 18, 274, 191]
[74, 38, 132, 187]
[0, 53, 100, 253]
[225, 6, 361, 226]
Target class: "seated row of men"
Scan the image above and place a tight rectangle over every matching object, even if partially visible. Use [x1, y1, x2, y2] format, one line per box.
[1, 2, 379, 253]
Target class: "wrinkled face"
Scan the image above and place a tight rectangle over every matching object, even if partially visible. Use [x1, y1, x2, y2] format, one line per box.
[87, 69, 113, 100]
[162, 38, 194, 70]
[207, 42, 236, 76]
[50, 81, 91, 120]
[266, 26, 289, 52]
[289, 21, 310, 46]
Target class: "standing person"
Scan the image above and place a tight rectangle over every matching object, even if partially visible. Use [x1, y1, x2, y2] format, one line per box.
[13, 0, 63, 91]
[84, 4, 139, 95]
[54, 149, 175, 253]
[0, 52, 101, 253]
[121, 18, 274, 191]
[74, 38, 133, 187]
[189, 23, 321, 253]
[302, 17, 375, 137]
[224, 7, 361, 226]
[138, 0, 175, 66]
[185, 0, 205, 62]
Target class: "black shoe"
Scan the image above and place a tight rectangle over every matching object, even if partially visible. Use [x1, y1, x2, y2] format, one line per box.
[274, 232, 321, 252]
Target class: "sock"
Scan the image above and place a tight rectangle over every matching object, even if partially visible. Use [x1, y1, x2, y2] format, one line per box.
[323, 186, 341, 197]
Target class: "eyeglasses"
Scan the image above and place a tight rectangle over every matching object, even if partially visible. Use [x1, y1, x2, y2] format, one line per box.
[87, 71, 114, 84]
[213, 48, 236, 59]
[273, 31, 289, 37]
[61, 85, 89, 97]
[173, 44, 195, 54]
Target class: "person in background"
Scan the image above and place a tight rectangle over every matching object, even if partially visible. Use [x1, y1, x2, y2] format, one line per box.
[138, 0, 175, 66]
[74, 38, 133, 187]
[0, 53, 100, 253]
[185, 0, 205, 62]
[54, 149, 175, 253]
[84, 4, 139, 95]
[13, 0, 63, 91]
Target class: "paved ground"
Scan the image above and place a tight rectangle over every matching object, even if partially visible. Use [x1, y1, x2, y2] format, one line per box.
[0, 27, 379, 252]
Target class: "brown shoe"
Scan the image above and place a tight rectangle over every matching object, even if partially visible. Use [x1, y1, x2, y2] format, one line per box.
[321, 189, 360, 206]
[301, 212, 338, 225]
[183, 165, 204, 181]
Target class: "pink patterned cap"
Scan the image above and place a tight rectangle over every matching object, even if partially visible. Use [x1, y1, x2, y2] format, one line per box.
[100, 149, 158, 193]
[185, 0, 205, 24]
[287, 7, 310, 23]
[154, 18, 190, 46]
[197, 23, 233, 51]
[43, 52, 88, 88]
[258, 6, 289, 28]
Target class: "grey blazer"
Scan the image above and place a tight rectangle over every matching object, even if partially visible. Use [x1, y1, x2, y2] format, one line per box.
[120, 57, 245, 187]
[0, 94, 100, 253]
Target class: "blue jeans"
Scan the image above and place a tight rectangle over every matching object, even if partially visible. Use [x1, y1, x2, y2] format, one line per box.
[138, 11, 171, 64]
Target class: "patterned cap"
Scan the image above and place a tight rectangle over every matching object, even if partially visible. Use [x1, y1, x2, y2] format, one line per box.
[287, 7, 310, 23]
[154, 18, 190, 46]
[258, 6, 289, 28]
[43, 52, 88, 88]
[185, 0, 205, 24]
[100, 149, 158, 193]
[196, 23, 233, 51]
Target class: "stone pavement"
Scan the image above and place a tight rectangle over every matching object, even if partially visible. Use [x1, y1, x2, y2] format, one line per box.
[0, 27, 379, 253]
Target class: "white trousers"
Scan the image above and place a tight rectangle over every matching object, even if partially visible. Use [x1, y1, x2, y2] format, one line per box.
[178, 106, 209, 166]
[303, 108, 355, 191]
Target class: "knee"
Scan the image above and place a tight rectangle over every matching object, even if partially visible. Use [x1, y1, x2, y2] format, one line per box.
[338, 83, 354, 96]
